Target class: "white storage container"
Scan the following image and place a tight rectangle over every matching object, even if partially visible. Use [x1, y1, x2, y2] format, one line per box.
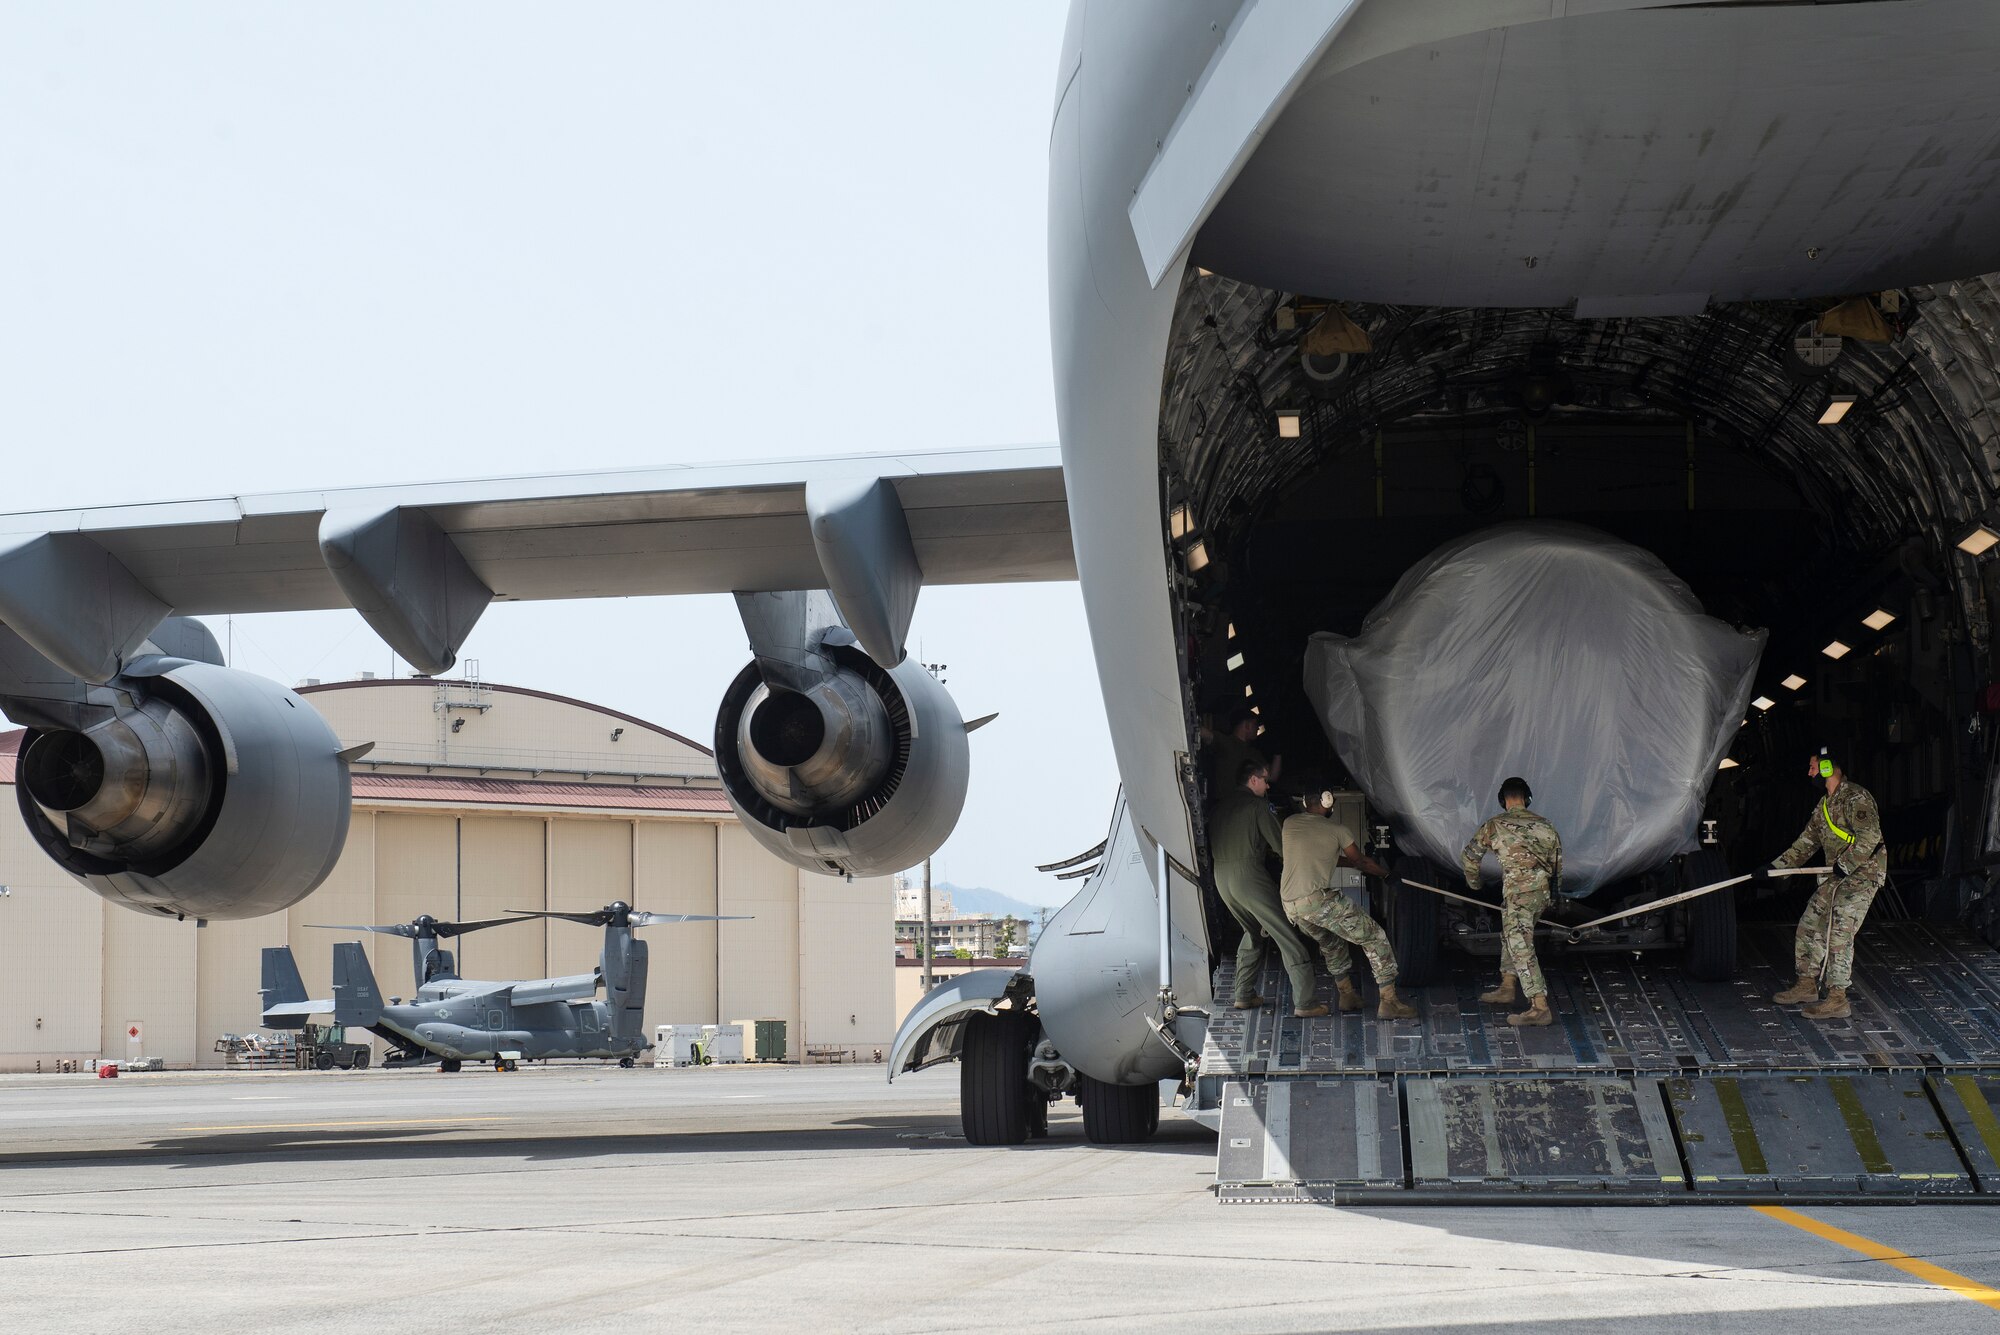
[705, 1024, 744, 1064]
[654, 1023, 707, 1067]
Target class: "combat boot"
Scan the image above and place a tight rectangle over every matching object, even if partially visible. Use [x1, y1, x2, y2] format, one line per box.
[1376, 984, 1418, 1021]
[1231, 994, 1270, 1011]
[1479, 974, 1518, 1006]
[1506, 996, 1554, 1027]
[1772, 975, 1819, 1005]
[1293, 1001, 1331, 1018]
[1335, 977, 1365, 1012]
[1802, 988, 1851, 1021]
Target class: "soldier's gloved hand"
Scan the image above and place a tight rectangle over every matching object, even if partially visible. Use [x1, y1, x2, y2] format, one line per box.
[1829, 863, 1850, 879]
[1745, 864, 1775, 886]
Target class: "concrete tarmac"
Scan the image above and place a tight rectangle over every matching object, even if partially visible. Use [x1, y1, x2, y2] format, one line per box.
[2, 1064, 1998, 1333]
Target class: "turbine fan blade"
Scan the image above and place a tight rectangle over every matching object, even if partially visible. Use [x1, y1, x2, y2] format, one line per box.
[304, 923, 419, 938]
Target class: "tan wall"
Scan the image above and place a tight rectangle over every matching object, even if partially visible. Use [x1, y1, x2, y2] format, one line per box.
[549, 820, 632, 978]
[286, 812, 380, 1011]
[798, 872, 897, 1057]
[0, 805, 104, 1066]
[637, 821, 719, 1028]
[718, 825, 800, 1058]
[101, 908, 197, 1067]
[456, 817, 548, 984]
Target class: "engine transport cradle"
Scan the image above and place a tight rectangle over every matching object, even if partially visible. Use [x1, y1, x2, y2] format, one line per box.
[1188, 922, 2000, 1204]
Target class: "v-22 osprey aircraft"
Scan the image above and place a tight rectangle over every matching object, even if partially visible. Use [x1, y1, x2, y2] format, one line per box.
[7, 3, 2000, 1145]
[259, 902, 740, 1070]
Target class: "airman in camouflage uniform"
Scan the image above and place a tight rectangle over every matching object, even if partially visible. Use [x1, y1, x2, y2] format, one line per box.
[1210, 760, 1316, 1012]
[1754, 751, 1888, 1021]
[1280, 793, 1418, 1020]
[1460, 776, 1563, 1027]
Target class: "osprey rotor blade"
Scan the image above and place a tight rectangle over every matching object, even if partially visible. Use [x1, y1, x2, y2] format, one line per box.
[504, 909, 610, 926]
[303, 923, 420, 938]
[433, 916, 533, 938]
[628, 912, 754, 926]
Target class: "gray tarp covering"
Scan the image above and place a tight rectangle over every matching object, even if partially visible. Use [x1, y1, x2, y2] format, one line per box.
[1305, 523, 1765, 896]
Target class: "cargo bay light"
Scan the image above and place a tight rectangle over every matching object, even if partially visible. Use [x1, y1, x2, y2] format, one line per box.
[0, 676, 894, 1071]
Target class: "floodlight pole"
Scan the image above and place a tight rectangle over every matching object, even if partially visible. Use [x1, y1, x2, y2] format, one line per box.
[921, 856, 934, 991]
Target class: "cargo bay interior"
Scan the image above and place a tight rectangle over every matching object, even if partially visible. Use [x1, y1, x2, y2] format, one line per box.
[1168, 273, 2000, 950]
[1164, 275, 2000, 1199]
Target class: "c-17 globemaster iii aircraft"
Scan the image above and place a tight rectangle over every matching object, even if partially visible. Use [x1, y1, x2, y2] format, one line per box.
[9, 2, 2000, 1197]
[259, 902, 739, 1070]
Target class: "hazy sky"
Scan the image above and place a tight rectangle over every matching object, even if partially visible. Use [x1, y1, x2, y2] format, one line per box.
[0, 4, 1107, 904]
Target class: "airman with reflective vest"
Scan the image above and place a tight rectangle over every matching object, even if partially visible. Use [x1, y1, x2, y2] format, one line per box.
[1748, 748, 1888, 1020]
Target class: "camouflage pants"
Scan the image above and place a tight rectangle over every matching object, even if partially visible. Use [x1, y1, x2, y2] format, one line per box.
[1795, 865, 1886, 989]
[1286, 890, 1398, 985]
[1502, 883, 1552, 999]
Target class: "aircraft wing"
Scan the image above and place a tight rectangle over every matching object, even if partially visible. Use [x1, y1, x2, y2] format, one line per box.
[0, 445, 1069, 616]
[506, 972, 603, 1007]
[0, 444, 1069, 679]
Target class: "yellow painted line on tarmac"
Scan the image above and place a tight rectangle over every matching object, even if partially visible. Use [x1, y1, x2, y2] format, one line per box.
[172, 1117, 513, 1132]
[1753, 1205, 2000, 1312]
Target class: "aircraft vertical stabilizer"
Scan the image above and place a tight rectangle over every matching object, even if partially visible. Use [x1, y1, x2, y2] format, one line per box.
[332, 941, 383, 1028]
[258, 946, 330, 1029]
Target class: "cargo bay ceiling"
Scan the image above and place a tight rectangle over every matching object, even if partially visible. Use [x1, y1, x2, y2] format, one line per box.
[1160, 273, 2000, 657]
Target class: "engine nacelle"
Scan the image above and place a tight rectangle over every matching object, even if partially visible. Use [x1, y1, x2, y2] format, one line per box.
[15, 660, 357, 920]
[714, 644, 969, 877]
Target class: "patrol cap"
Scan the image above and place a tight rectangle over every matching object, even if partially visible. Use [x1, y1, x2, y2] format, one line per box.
[1498, 776, 1533, 806]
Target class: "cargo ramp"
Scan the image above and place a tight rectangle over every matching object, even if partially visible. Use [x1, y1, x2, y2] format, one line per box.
[1193, 923, 2000, 1204]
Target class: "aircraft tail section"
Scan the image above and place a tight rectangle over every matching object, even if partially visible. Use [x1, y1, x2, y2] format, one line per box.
[605, 932, 649, 1042]
[259, 946, 331, 1029]
[332, 941, 383, 1028]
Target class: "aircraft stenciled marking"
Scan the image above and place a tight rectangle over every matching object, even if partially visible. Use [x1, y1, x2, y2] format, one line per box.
[1752, 1206, 2000, 1312]
[173, 1117, 515, 1132]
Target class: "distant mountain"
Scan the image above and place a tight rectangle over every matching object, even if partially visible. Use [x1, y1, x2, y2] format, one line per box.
[937, 882, 1052, 922]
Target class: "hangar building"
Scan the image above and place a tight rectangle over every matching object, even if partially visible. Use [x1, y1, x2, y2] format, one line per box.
[0, 675, 895, 1071]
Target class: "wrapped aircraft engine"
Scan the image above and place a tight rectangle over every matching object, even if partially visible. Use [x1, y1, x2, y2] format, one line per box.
[1304, 523, 1765, 895]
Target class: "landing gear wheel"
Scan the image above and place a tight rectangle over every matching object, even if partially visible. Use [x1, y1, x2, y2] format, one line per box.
[1080, 1073, 1158, 1144]
[315, 1051, 335, 1071]
[960, 1009, 1036, 1146]
[440, 1059, 462, 1073]
[1683, 847, 1739, 981]
[619, 1057, 636, 1068]
[1387, 856, 1443, 987]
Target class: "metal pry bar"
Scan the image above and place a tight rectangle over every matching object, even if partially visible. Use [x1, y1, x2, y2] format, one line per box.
[1561, 867, 1831, 939]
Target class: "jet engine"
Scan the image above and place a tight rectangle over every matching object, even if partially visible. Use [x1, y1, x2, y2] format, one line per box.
[14, 659, 358, 920]
[714, 641, 970, 878]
